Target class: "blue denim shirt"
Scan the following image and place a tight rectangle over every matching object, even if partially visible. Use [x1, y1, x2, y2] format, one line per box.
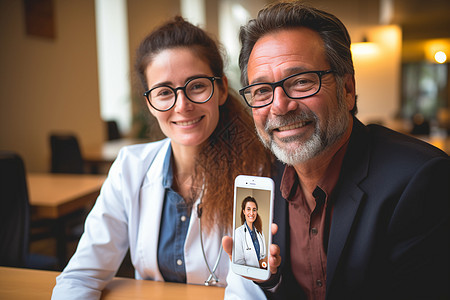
[245, 221, 261, 261]
[157, 145, 191, 283]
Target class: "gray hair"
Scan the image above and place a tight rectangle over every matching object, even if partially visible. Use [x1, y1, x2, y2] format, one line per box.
[239, 1, 357, 115]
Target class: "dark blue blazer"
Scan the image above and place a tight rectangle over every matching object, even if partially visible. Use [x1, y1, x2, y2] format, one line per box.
[263, 118, 449, 299]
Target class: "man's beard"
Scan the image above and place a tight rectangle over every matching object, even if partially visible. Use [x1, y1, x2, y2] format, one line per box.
[256, 88, 350, 166]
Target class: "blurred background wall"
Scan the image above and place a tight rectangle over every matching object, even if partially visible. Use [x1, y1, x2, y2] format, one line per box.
[1, 0, 449, 172]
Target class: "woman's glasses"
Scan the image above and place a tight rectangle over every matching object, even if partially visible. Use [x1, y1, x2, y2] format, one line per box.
[144, 76, 221, 112]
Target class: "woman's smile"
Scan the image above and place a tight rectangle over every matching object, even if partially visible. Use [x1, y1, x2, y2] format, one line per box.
[172, 116, 204, 127]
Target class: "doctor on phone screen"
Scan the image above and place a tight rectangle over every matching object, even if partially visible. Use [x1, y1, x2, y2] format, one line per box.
[234, 196, 266, 268]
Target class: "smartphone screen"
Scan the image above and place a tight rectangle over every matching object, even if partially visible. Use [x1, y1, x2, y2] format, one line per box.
[231, 175, 274, 280]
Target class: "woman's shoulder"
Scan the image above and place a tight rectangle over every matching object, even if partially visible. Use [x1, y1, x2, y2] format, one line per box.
[108, 138, 170, 177]
[235, 224, 246, 232]
[118, 138, 170, 161]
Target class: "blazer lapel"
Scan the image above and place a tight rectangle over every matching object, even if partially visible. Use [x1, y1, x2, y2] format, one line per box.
[326, 182, 365, 291]
[326, 119, 370, 292]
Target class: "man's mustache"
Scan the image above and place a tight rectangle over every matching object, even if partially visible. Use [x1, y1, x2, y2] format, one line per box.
[264, 110, 317, 133]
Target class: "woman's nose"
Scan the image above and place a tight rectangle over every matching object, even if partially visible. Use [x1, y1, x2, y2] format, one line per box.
[174, 90, 194, 112]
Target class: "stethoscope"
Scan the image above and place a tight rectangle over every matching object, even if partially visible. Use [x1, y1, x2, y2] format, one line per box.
[244, 225, 267, 269]
[244, 225, 260, 251]
[244, 226, 251, 250]
[197, 203, 222, 286]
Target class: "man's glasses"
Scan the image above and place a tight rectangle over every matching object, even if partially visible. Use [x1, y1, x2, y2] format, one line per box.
[144, 76, 221, 112]
[239, 70, 334, 108]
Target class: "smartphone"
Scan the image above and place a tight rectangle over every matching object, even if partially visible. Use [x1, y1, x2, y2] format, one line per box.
[231, 175, 274, 280]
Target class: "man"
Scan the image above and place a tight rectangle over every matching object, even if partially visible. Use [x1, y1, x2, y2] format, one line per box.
[223, 1, 449, 299]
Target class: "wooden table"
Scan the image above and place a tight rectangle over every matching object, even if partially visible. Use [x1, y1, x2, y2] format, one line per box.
[82, 138, 151, 174]
[27, 173, 106, 267]
[0, 267, 225, 300]
[424, 135, 450, 155]
[84, 138, 150, 164]
[28, 173, 106, 219]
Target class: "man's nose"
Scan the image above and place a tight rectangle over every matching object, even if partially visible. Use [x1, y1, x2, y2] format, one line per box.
[270, 86, 298, 115]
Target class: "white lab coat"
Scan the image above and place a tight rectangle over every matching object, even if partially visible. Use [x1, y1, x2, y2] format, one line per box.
[52, 138, 265, 300]
[234, 224, 266, 268]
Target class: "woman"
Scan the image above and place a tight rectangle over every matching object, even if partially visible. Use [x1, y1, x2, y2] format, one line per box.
[52, 17, 272, 299]
[234, 196, 266, 268]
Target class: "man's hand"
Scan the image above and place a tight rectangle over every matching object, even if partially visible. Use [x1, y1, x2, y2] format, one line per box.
[222, 223, 282, 282]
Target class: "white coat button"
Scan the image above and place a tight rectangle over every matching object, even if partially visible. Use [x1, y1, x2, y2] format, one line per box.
[181, 215, 186, 222]
[177, 259, 183, 266]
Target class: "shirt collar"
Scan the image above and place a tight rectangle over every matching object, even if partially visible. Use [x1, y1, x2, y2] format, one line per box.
[280, 137, 350, 202]
[317, 138, 349, 198]
[162, 143, 173, 189]
[245, 221, 254, 233]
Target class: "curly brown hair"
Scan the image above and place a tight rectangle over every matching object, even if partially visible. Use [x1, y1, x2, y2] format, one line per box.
[135, 16, 274, 232]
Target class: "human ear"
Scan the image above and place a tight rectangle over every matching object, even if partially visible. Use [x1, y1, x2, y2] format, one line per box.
[343, 74, 356, 111]
[218, 76, 229, 106]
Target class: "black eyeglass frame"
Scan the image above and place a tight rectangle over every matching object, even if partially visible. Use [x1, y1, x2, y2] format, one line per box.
[143, 76, 222, 112]
[239, 70, 334, 108]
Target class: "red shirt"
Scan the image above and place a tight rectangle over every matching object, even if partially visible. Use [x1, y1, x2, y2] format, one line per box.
[280, 141, 348, 300]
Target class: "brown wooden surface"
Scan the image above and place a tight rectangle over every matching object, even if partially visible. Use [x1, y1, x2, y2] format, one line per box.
[27, 173, 106, 219]
[0, 267, 225, 300]
[83, 138, 150, 163]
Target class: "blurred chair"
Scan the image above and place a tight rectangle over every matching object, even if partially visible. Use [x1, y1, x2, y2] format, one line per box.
[0, 151, 57, 270]
[106, 120, 121, 141]
[410, 113, 430, 136]
[49, 133, 91, 264]
[50, 133, 85, 174]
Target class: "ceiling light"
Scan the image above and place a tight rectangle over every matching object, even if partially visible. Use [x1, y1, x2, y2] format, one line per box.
[434, 51, 447, 64]
[351, 41, 379, 56]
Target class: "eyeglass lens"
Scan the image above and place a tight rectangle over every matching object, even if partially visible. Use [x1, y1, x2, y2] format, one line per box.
[148, 77, 214, 111]
[243, 72, 322, 107]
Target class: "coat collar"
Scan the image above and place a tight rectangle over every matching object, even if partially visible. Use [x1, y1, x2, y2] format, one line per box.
[137, 140, 171, 281]
[326, 118, 370, 291]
